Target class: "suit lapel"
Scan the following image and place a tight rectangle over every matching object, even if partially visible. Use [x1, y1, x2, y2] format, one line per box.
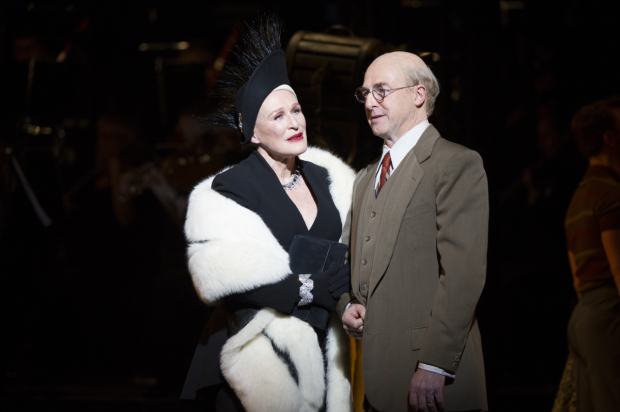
[368, 125, 441, 296]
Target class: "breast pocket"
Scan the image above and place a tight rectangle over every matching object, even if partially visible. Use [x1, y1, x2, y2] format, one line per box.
[403, 201, 431, 221]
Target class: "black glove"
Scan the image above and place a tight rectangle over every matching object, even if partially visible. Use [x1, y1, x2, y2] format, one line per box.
[327, 263, 351, 300]
[310, 263, 351, 312]
[327, 263, 350, 299]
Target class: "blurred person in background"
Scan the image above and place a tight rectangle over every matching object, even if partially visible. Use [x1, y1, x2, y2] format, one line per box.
[563, 96, 620, 412]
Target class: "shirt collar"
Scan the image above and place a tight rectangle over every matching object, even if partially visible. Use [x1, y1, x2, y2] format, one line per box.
[376, 120, 430, 174]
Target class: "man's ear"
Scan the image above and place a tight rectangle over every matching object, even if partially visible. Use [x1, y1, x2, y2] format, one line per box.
[414, 85, 427, 109]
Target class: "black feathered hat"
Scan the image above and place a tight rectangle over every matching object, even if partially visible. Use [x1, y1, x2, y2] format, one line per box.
[235, 50, 290, 143]
[207, 16, 292, 145]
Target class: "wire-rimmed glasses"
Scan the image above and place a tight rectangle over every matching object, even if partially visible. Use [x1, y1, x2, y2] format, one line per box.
[354, 84, 417, 103]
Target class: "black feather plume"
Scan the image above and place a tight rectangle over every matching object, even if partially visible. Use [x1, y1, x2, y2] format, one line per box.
[206, 15, 283, 131]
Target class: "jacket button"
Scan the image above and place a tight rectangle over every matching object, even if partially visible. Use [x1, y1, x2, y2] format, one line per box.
[371, 212, 376, 218]
[365, 236, 371, 242]
[453, 362, 458, 368]
[361, 283, 367, 290]
[362, 259, 368, 265]
[457, 350, 462, 355]
[455, 356, 460, 361]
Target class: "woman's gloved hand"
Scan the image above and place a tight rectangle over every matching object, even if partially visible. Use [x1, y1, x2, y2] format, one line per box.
[328, 263, 350, 298]
[309, 263, 351, 312]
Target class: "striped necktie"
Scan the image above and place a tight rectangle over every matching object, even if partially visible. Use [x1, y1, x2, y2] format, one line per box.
[376, 152, 392, 197]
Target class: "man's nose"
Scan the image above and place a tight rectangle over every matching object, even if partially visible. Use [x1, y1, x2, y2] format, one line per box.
[365, 92, 378, 111]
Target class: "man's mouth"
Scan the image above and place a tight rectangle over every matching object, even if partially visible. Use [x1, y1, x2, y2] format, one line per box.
[287, 133, 303, 142]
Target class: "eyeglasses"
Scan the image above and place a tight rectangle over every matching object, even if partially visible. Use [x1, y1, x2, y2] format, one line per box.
[354, 84, 417, 103]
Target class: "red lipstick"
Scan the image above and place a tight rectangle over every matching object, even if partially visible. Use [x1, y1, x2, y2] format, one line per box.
[287, 133, 303, 142]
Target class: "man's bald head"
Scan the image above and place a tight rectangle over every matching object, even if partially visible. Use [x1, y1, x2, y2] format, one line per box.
[369, 52, 440, 117]
[374, 51, 427, 70]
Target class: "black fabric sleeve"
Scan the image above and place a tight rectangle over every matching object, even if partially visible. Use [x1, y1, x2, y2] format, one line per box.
[228, 276, 331, 329]
[227, 274, 300, 314]
[211, 167, 257, 211]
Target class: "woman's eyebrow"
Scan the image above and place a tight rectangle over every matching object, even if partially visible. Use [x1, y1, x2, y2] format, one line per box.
[268, 107, 285, 116]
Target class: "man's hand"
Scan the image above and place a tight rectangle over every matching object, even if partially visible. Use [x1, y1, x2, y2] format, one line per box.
[342, 303, 365, 339]
[409, 369, 445, 412]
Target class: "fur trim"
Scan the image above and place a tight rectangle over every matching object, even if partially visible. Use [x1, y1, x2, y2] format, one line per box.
[219, 309, 306, 412]
[265, 313, 326, 410]
[325, 315, 354, 410]
[185, 174, 291, 305]
[220, 309, 353, 412]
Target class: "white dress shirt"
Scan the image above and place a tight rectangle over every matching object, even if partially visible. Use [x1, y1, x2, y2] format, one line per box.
[374, 119, 430, 193]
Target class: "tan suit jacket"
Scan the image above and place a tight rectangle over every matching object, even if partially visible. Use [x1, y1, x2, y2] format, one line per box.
[338, 125, 488, 412]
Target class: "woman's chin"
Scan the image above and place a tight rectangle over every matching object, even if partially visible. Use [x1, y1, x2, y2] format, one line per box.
[291, 140, 308, 156]
[281, 139, 307, 157]
[259, 140, 307, 162]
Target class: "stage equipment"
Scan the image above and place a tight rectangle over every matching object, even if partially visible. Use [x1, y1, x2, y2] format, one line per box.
[285, 27, 384, 168]
[139, 41, 213, 126]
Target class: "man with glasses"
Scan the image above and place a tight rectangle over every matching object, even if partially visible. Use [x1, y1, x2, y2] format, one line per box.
[337, 52, 489, 412]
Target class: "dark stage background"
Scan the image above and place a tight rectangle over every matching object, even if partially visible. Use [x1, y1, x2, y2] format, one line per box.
[1, 1, 619, 411]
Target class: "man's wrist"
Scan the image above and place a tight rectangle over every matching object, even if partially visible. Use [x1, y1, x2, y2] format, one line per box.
[418, 362, 455, 379]
[341, 298, 359, 317]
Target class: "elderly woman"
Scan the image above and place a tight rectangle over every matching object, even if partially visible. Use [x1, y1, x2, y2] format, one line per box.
[181, 19, 355, 412]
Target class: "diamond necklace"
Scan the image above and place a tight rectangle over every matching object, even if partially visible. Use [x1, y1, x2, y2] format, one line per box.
[282, 167, 301, 191]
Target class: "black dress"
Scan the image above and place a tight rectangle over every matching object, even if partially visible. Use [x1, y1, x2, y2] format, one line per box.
[190, 149, 343, 411]
[213, 149, 342, 250]
[212, 149, 342, 318]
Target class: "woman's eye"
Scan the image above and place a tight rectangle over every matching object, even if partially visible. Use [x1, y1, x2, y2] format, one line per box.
[274, 114, 283, 120]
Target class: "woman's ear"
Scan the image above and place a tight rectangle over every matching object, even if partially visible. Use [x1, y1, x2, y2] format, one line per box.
[250, 133, 260, 145]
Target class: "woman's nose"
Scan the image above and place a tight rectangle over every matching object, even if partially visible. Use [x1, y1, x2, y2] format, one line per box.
[288, 114, 299, 129]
